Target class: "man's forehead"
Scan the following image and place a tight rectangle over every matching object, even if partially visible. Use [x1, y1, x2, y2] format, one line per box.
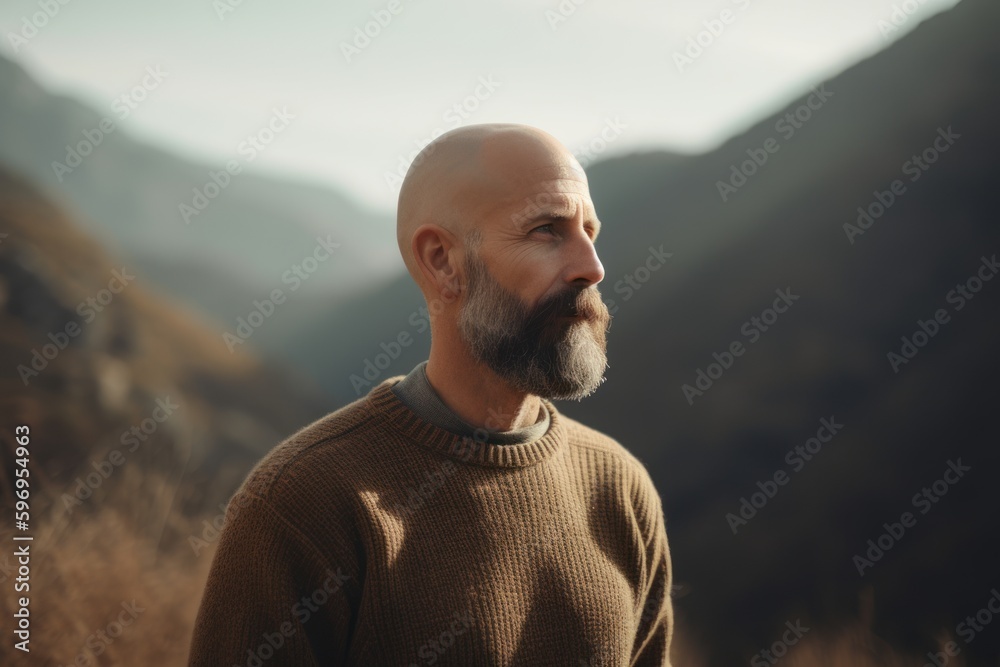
[502, 179, 592, 204]
[496, 165, 592, 206]
[462, 154, 594, 221]
[497, 182, 595, 228]
[516, 163, 588, 185]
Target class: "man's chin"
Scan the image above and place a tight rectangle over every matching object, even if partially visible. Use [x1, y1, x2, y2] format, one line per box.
[537, 345, 608, 400]
[461, 316, 608, 400]
[539, 372, 607, 401]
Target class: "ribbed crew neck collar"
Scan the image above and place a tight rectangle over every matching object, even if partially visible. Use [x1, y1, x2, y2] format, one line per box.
[367, 377, 567, 468]
[390, 360, 550, 445]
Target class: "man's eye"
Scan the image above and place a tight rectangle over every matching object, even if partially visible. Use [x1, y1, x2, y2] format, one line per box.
[533, 223, 555, 235]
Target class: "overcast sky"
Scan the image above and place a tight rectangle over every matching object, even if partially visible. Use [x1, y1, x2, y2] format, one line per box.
[3, 0, 959, 215]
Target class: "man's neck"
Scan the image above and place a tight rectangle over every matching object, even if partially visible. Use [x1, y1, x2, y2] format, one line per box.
[425, 334, 543, 432]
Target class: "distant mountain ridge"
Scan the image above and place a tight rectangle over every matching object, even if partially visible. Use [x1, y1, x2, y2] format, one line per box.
[0, 54, 398, 327]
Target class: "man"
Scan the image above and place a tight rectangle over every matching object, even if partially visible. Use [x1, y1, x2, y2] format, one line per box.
[188, 123, 674, 666]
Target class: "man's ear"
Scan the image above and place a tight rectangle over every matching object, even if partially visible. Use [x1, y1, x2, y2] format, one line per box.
[411, 223, 461, 299]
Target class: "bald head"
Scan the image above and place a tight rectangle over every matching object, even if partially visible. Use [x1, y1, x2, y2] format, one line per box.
[394, 123, 610, 401]
[396, 123, 587, 289]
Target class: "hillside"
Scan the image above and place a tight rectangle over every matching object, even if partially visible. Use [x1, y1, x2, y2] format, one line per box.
[0, 166, 329, 527]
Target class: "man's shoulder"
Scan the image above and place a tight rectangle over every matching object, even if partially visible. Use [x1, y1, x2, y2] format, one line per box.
[558, 410, 659, 493]
[237, 379, 402, 503]
[558, 410, 667, 539]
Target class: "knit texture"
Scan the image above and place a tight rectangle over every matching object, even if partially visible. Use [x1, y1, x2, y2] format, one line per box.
[188, 374, 674, 666]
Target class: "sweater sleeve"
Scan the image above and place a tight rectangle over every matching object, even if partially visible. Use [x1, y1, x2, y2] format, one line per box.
[630, 479, 675, 667]
[187, 490, 359, 666]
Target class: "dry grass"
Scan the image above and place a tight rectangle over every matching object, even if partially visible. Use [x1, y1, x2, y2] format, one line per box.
[774, 625, 955, 667]
[0, 491, 214, 667]
[669, 608, 965, 667]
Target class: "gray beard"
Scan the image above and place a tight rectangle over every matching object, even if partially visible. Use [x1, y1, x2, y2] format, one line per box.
[456, 250, 611, 401]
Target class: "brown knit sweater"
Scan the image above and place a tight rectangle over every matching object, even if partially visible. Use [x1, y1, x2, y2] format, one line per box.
[188, 375, 673, 666]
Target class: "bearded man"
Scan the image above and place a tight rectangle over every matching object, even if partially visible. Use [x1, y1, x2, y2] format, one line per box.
[188, 123, 674, 666]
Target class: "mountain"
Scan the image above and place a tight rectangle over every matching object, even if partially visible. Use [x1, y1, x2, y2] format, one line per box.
[0, 165, 330, 537]
[278, 0, 1000, 661]
[0, 54, 399, 330]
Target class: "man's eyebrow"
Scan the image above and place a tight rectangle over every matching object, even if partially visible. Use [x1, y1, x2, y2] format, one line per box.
[518, 208, 602, 239]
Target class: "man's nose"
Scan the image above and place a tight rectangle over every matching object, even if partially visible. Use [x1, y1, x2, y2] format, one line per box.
[566, 234, 605, 287]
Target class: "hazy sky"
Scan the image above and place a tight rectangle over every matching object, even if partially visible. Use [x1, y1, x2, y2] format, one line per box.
[3, 0, 959, 215]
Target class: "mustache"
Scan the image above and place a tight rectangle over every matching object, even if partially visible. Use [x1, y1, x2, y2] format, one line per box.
[526, 287, 608, 328]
